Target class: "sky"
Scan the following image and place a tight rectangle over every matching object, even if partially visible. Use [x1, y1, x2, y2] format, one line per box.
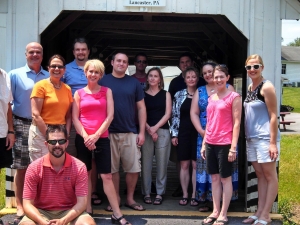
[281, 20, 300, 46]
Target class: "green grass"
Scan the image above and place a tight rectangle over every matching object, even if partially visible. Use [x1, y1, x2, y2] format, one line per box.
[279, 134, 300, 224]
[279, 135, 300, 203]
[282, 87, 300, 113]
[0, 168, 5, 209]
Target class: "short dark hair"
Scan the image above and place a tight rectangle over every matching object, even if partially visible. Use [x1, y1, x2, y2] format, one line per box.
[134, 52, 148, 62]
[73, 37, 90, 50]
[48, 54, 66, 66]
[213, 64, 229, 77]
[46, 125, 68, 141]
[111, 52, 129, 61]
[179, 52, 194, 63]
[182, 67, 200, 79]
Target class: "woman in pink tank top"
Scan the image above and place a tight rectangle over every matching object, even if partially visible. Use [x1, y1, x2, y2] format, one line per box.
[72, 59, 131, 225]
[200, 65, 242, 225]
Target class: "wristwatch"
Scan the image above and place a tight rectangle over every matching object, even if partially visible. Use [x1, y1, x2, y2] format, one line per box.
[8, 131, 15, 134]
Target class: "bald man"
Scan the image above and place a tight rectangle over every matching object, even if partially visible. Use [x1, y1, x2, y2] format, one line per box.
[8, 42, 49, 220]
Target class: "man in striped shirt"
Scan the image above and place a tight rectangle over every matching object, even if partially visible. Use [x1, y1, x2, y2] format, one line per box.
[19, 125, 95, 225]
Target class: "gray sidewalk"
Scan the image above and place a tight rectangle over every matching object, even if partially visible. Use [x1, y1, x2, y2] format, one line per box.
[279, 112, 300, 134]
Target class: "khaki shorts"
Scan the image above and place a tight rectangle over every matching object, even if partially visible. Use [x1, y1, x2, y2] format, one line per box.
[19, 209, 92, 225]
[28, 124, 48, 162]
[110, 133, 141, 173]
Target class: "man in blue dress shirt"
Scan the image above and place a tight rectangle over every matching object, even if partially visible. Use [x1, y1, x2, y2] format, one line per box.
[63, 37, 90, 96]
[9, 42, 49, 221]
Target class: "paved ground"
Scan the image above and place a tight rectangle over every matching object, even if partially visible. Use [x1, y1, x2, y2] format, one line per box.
[0, 213, 283, 225]
[279, 112, 300, 135]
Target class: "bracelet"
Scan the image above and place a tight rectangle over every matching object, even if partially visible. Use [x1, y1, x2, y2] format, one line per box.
[229, 150, 237, 153]
[8, 131, 15, 134]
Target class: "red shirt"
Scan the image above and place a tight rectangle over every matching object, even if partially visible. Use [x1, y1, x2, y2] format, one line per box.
[23, 153, 88, 211]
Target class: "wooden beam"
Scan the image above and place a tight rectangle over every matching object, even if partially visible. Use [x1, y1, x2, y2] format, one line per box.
[42, 11, 83, 43]
[211, 15, 247, 48]
[70, 20, 211, 33]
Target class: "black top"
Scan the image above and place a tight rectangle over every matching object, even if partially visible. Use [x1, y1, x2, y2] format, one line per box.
[168, 73, 206, 100]
[178, 98, 196, 136]
[144, 89, 169, 129]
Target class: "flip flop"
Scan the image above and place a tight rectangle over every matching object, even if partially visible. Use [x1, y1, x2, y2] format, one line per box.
[213, 220, 228, 225]
[202, 216, 217, 225]
[104, 204, 122, 212]
[124, 202, 146, 211]
[198, 205, 212, 212]
[91, 192, 102, 206]
[190, 198, 199, 206]
[179, 198, 188, 206]
[254, 220, 272, 225]
[242, 215, 258, 224]
[13, 215, 25, 225]
[153, 196, 163, 205]
[143, 196, 152, 204]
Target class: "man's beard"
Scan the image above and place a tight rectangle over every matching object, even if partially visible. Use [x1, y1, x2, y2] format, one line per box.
[50, 147, 65, 158]
[76, 56, 86, 62]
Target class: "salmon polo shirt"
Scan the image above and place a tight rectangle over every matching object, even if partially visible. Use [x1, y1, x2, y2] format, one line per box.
[23, 153, 88, 211]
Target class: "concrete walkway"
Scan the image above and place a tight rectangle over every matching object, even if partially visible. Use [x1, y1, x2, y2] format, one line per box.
[279, 112, 300, 135]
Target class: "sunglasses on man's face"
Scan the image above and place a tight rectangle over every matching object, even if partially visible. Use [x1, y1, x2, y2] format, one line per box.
[245, 64, 262, 70]
[47, 139, 67, 145]
[136, 60, 147, 64]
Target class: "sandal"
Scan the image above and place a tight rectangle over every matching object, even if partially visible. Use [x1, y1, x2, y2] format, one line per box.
[111, 215, 131, 225]
[91, 192, 102, 206]
[202, 216, 217, 225]
[179, 198, 188, 206]
[242, 215, 258, 224]
[190, 198, 199, 206]
[153, 196, 163, 205]
[105, 204, 122, 212]
[143, 196, 152, 204]
[254, 220, 272, 225]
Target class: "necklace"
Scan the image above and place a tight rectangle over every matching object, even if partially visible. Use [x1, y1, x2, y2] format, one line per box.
[210, 89, 215, 93]
[50, 79, 61, 89]
[187, 91, 194, 97]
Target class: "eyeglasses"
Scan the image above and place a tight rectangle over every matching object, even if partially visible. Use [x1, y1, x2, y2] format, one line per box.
[49, 65, 65, 69]
[245, 64, 262, 70]
[136, 60, 147, 64]
[47, 139, 67, 145]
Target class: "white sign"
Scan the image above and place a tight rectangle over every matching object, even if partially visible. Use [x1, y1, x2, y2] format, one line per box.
[124, 0, 166, 7]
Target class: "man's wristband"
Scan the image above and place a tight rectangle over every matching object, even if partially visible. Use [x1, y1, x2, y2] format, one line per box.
[8, 131, 15, 134]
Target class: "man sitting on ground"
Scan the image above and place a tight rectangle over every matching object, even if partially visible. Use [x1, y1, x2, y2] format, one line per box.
[19, 125, 95, 225]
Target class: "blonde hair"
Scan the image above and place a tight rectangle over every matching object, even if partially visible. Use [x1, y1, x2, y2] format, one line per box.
[245, 54, 264, 66]
[84, 59, 105, 77]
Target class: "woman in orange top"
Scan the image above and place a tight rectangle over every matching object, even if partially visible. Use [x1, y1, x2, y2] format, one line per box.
[29, 54, 73, 161]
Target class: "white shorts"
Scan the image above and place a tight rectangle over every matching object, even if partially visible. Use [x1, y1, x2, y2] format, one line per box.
[246, 138, 280, 163]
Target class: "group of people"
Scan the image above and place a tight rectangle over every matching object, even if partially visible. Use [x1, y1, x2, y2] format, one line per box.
[0, 37, 280, 225]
